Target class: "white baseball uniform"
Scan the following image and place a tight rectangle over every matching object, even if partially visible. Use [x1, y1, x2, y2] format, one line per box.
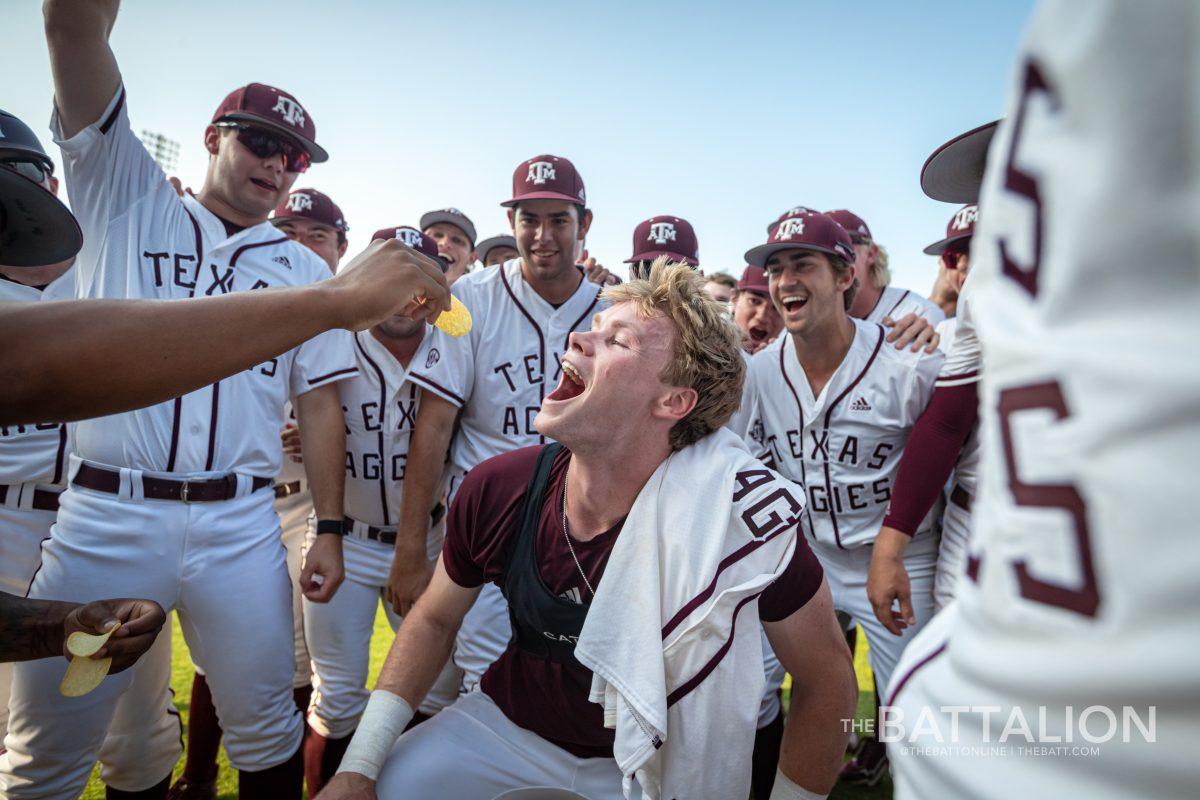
[929, 294, 982, 607]
[407, 259, 604, 690]
[0, 85, 357, 798]
[743, 320, 944, 695]
[303, 330, 461, 740]
[862, 285, 945, 326]
[890, 3, 1200, 798]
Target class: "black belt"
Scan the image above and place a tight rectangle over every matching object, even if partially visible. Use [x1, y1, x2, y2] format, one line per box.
[950, 483, 973, 513]
[345, 516, 396, 545]
[73, 463, 271, 503]
[0, 484, 61, 512]
[274, 480, 304, 499]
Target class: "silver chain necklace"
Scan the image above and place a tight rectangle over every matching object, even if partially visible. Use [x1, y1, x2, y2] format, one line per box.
[560, 460, 596, 599]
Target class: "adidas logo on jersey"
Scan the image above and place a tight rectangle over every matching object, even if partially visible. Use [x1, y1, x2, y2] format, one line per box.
[850, 396, 872, 411]
[559, 587, 583, 604]
[272, 255, 291, 268]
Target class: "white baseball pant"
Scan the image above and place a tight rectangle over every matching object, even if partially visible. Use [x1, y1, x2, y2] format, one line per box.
[811, 533, 938, 696]
[276, 486, 314, 688]
[934, 497, 972, 610]
[375, 691, 641, 800]
[0, 462, 303, 799]
[304, 529, 461, 738]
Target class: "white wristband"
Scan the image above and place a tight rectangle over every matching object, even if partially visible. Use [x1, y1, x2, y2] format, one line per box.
[769, 768, 827, 800]
[336, 690, 414, 781]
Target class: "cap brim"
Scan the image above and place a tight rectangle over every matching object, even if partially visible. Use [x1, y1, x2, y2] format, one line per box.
[920, 120, 999, 203]
[922, 232, 972, 256]
[420, 212, 477, 245]
[744, 242, 844, 269]
[0, 168, 83, 266]
[624, 250, 699, 267]
[500, 191, 583, 207]
[218, 112, 329, 163]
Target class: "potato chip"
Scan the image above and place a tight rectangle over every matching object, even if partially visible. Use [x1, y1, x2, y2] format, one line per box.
[66, 621, 121, 658]
[60, 655, 112, 697]
[433, 295, 472, 337]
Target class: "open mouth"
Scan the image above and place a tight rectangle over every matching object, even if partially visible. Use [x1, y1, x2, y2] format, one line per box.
[749, 325, 768, 342]
[250, 177, 278, 192]
[547, 359, 586, 402]
[780, 294, 809, 314]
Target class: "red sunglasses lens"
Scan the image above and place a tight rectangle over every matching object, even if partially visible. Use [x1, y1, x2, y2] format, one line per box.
[235, 127, 309, 173]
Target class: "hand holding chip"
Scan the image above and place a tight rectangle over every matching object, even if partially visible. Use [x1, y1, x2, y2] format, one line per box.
[60, 599, 167, 695]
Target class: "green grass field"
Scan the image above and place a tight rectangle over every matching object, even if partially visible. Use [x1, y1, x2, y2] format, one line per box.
[82, 614, 890, 799]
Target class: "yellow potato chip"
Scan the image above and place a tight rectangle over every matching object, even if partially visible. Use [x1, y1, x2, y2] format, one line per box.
[66, 621, 121, 658]
[433, 295, 472, 337]
[60, 655, 112, 697]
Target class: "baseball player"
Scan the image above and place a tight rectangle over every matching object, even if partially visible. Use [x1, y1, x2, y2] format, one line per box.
[388, 155, 606, 694]
[320, 262, 856, 800]
[475, 234, 518, 269]
[169, 187, 351, 800]
[889, 3, 1199, 798]
[739, 211, 945, 784]
[731, 265, 783, 354]
[293, 225, 462, 796]
[0, 110, 185, 800]
[623, 215, 699, 280]
[2, 5, 358, 797]
[420, 208, 476, 284]
[701, 271, 737, 305]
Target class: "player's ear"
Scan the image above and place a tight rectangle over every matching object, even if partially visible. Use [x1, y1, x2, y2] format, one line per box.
[578, 208, 594, 239]
[48, 175, 60, 196]
[506, 208, 516, 232]
[203, 125, 221, 157]
[653, 385, 698, 425]
[337, 237, 349, 259]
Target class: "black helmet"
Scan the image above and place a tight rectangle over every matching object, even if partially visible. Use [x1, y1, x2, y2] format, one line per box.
[0, 110, 80, 266]
[0, 110, 55, 173]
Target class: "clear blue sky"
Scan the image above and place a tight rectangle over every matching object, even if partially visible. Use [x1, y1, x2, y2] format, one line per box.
[3, 0, 1035, 292]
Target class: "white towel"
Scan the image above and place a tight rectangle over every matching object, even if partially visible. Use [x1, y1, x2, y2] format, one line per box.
[574, 427, 803, 800]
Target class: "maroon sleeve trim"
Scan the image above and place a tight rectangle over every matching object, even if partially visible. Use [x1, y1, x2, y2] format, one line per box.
[666, 591, 764, 709]
[306, 366, 358, 386]
[886, 641, 948, 706]
[409, 371, 465, 407]
[99, 88, 126, 135]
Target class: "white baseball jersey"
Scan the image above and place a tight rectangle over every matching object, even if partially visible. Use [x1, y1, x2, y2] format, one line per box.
[0, 270, 76, 487]
[744, 319, 944, 549]
[408, 258, 605, 480]
[340, 330, 427, 527]
[52, 85, 357, 477]
[891, 3, 1200, 798]
[862, 284, 945, 326]
[934, 289, 981, 492]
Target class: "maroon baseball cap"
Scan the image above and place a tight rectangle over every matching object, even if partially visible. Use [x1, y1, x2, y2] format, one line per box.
[371, 226, 445, 268]
[745, 210, 856, 268]
[624, 215, 699, 266]
[271, 188, 347, 232]
[766, 205, 819, 235]
[921, 120, 999, 203]
[923, 204, 979, 255]
[736, 266, 770, 297]
[501, 154, 586, 207]
[420, 208, 477, 245]
[824, 209, 872, 243]
[212, 83, 328, 163]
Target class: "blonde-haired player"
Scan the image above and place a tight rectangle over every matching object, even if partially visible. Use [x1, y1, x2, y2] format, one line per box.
[320, 261, 856, 800]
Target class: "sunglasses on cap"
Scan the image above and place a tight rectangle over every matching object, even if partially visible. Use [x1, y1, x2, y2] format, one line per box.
[848, 233, 871, 246]
[1, 157, 53, 186]
[215, 121, 311, 174]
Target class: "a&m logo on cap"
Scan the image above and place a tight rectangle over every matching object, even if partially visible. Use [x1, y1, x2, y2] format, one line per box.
[286, 193, 314, 213]
[526, 161, 556, 185]
[648, 222, 677, 245]
[952, 204, 979, 232]
[396, 228, 424, 248]
[774, 217, 806, 241]
[272, 96, 307, 128]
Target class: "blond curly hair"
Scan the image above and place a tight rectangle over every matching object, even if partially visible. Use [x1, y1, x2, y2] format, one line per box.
[602, 257, 745, 450]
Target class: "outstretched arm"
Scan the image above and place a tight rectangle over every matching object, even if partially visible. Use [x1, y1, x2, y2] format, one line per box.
[43, 0, 122, 139]
[0, 239, 450, 425]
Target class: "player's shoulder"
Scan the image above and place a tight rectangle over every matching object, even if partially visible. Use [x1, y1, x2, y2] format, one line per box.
[457, 444, 560, 506]
[452, 260, 508, 300]
[860, 319, 942, 374]
[273, 236, 333, 284]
